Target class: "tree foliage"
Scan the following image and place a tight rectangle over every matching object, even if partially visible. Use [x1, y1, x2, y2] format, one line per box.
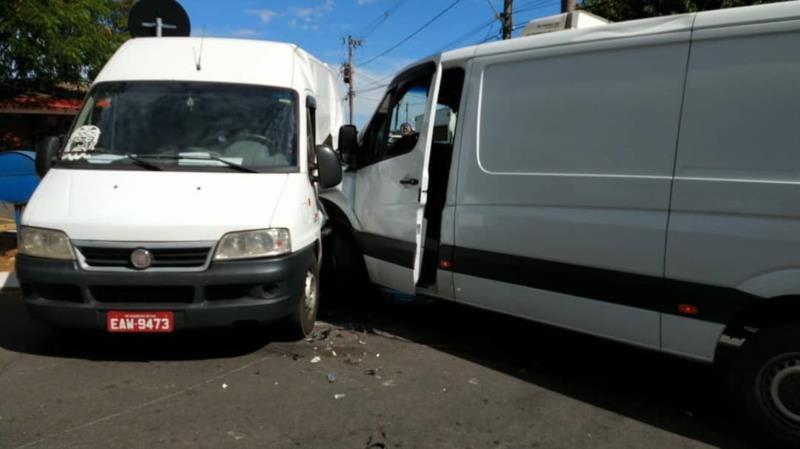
[0, 0, 135, 89]
[579, 0, 783, 22]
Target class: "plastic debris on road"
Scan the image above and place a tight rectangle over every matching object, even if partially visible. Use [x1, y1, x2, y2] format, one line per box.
[310, 356, 321, 364]
[227, 430, 246, 441]
[334, 393, 346, 399]
[326, 372, 337, 383]
[305, 327, 332, 342]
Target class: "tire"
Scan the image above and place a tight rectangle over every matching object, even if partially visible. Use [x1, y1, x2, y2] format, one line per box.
[728, 325, 800, 448]
[284, 257, 320, 340]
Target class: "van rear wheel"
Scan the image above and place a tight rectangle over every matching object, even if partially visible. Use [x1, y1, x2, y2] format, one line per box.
[729, 325, 800, 448]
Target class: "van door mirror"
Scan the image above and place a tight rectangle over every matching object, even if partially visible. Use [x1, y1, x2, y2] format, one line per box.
[35, 136, 62, 177]
[315, 144, 342, 189]
[337, 125, 358, 165]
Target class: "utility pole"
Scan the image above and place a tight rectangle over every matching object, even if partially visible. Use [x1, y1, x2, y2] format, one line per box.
[561, 0, 575, 13]
[501, 0, 513, 40]
[341, 35, 362, 125]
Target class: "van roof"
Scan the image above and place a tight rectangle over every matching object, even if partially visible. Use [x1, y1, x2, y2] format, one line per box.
[433, 1, 800, 65]
[94, 37, 336, 90]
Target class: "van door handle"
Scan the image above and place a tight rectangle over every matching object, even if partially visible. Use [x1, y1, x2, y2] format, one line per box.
[400, 177, 419, 186]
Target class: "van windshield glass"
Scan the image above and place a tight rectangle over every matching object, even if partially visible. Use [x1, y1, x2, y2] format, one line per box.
[59, 81, 298, 172]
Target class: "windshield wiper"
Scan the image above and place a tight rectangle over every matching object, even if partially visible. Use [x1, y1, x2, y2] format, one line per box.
[136, 153, 260, 173]
[57, 149, 163, 171]
[123, 153, 164, 171]
[182, 154, 260, 173]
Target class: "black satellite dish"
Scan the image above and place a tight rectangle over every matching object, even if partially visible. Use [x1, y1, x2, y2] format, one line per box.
[128, 0, 191, 38]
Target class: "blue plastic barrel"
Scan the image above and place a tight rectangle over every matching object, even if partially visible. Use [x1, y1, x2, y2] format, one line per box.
[0, 150, 39, 230]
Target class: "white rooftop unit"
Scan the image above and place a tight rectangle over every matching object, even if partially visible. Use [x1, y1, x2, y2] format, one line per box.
[520, 10, 610, 37]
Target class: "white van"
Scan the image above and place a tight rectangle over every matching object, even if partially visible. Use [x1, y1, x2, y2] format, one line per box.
[321, 2, 800, 445]
[17, 37, 345, 338]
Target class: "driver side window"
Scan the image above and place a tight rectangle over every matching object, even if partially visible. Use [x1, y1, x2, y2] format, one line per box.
[359, 65, 434, 167]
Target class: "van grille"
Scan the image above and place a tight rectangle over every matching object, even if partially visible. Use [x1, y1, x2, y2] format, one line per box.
[90, 286, 195, 303]
[78, 246, 211, 268]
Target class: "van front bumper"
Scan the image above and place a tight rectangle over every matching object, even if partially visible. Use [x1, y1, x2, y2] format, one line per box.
[15, 246, 315, 330]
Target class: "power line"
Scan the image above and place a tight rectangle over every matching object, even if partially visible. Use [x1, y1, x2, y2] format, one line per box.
[356, 70, 392, 87]
[434, 16, 497, 53]
[510, 1, 560, 32]
[358, 0, 411, 39]
[356, 0, 463, 68]
[483, 0, 500, 18]
[514, 0, 558, 14]
[353, 83, 390, 95]
[435, 0, 557, 54]
[476, 32, 502, 45]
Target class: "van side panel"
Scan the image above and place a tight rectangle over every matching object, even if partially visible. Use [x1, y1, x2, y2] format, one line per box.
[665, 22, 800, 304]
[451, 34, 691, 346]
[455, 273, 662, 351]
[461, 38, 689, 277]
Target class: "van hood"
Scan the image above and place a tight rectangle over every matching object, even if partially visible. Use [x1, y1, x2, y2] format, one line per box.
[23, 169, 289, 242]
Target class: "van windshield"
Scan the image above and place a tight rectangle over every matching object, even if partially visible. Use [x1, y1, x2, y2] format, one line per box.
[59, 81, 298, 172]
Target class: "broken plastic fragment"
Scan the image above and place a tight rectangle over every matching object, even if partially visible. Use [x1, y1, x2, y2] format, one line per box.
[310, 356, 321, 364]
[334, 393, 346, 399]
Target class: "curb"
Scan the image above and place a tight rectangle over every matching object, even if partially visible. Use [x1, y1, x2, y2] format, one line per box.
[0, 271, 19, 291]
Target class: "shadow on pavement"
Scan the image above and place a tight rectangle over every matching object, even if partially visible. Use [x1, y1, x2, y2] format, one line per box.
[0, 285, 760, 447]
[0, 290, 280, 361]
[319, 290, 759, 449]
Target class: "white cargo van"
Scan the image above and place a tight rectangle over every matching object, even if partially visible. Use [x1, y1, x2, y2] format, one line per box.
[321, 2, 800, 445]
[17, 37, 345, 338]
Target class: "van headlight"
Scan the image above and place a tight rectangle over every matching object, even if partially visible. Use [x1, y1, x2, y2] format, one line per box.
[18, 227, 75, 260]
[213, 229, 291, 260]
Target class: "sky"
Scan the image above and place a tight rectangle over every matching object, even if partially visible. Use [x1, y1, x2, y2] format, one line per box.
[180, 0, 562, 126]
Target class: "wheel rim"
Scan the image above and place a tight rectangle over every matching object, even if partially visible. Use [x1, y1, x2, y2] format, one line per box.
[759, 353, 800, 427]
[303, 269, 317, 320]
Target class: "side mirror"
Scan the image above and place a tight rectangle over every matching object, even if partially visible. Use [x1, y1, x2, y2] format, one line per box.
[315, 144, 342, 189]
[35, 136, 61, 178]
[337, 125, 358, 165]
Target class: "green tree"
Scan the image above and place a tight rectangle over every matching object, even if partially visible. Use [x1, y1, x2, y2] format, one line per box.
[579, 0, 783, 22]
[0, 0, 135, 90]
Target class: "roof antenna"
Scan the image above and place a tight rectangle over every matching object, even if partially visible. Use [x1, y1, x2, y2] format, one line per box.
[193, 27, 205, 71]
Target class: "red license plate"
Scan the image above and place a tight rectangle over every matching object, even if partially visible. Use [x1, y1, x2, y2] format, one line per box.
[106, 311, 174, 333]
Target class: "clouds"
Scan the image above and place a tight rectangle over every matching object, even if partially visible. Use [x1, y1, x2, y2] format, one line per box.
[246, 1, 334, 32]
[230, 28, 259, 37]
[247, 9, 279, 24]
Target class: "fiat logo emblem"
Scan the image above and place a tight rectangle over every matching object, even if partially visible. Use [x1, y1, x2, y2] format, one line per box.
[130, 248, 152, 269]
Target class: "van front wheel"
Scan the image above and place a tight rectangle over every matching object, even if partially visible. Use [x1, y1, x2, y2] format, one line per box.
[729, 325, 800, 447]
[284, 258, 319, 339]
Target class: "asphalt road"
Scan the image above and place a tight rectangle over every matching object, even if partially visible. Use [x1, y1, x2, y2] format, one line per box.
[0, 288, 763, 449]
